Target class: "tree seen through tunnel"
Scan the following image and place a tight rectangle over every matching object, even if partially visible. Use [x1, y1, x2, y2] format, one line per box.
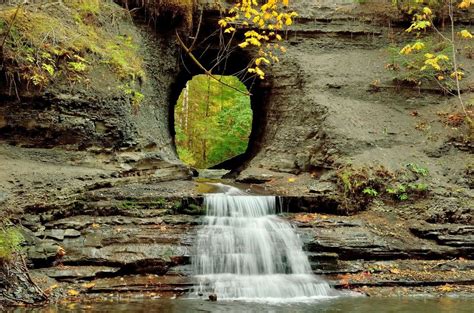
[174, 75, 252, 169]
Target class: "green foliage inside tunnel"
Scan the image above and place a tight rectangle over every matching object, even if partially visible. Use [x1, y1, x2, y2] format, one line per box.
[174, 75, 252, 169]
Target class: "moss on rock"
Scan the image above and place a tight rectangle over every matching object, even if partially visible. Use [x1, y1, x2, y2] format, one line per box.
[0, 0, 145, 106]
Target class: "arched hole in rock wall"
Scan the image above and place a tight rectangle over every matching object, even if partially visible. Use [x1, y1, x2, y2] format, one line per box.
[174, 75, 252, 169]
[169, 46, 270, 171]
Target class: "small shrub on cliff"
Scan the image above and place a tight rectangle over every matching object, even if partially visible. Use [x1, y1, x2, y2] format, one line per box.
[387, 0, 473, 91]
[336, 165, 393, 213]
[336, 163, 431, 212]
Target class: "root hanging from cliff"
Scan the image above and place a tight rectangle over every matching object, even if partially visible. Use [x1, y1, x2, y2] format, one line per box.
[117, 0, 195, 30]
[0, 254, 48, 308]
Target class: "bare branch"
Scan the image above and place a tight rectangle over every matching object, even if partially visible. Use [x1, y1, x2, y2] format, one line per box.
[175, 30, 252, 96]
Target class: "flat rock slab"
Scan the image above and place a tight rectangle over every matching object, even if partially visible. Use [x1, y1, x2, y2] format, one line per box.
[25, 213, 196, 271]
[84, 274, 193, 293]
[291, 213, 464, 260]
[43, 228, 81, 240]
[411, 224, 474, 257]
[324, 259, 474, 293]
[32, 266, 120, 281]
[44, 215, 166, 230]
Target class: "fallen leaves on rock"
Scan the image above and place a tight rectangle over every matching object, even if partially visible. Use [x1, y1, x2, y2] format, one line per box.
[293, 213, 329, 223]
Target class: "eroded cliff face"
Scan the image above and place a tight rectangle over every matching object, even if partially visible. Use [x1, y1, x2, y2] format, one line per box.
[0, 3, 180, 160]
[241, 0, 473, 173]
[1, 1, 471, 188]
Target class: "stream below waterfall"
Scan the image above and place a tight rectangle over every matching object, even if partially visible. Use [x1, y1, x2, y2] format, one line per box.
[8, 297, 474, 313]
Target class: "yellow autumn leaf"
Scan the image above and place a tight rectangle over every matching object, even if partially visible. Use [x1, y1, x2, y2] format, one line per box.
[458, 0, 473, 9]
[288, 177, 296, 182]
[239, 42, 250, 48]
[400, 44, 412, 55]
[411, 41, 425, 50]
[437, 54, 449, 61]
[424, 58, 441, 70]
[248, 37, 262, 46]
[283, 0, 289, 5]
[245, 30, 259, 37]
[255, 57, 270, 66]
[450, 71, 465, 80]
[254, 66, 265, 79]
[82, 282, 96, 289]
[422, 7, 432, 15]
[67, 289, 80, 296]
[459, 29, 473, 39]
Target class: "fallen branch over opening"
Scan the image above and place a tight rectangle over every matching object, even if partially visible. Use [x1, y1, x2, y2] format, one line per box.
[175, 30, 252, 96]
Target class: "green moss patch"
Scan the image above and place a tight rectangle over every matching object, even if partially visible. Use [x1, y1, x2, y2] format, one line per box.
[0, 0, 145, 106]
[0, 226, 23, 261]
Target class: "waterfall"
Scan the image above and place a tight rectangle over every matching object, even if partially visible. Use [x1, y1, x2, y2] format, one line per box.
[193, 183, 336, 302]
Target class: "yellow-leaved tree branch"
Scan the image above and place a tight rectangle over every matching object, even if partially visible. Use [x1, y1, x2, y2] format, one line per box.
[177, 0, 297, 85]
[219, 0, 297, 80]
[393, 0, 473, 125]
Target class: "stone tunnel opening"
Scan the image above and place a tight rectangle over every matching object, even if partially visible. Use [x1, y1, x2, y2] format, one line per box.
[169, 43, 270, 173]
[174, 74, 252, 170]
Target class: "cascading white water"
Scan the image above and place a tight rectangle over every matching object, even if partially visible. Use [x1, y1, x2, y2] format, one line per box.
[193, 183, 336, 302]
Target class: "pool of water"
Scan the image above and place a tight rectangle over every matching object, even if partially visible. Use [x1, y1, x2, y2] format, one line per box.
[8, 297, 474, 313]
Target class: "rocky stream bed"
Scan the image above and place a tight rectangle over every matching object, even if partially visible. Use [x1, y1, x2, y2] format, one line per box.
[0, 174, 471, 305]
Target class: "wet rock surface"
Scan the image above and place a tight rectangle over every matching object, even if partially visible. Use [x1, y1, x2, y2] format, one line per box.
[14, 198, 473, 301]
[22, 199, 198, 272]
[410, 224, 474, 256]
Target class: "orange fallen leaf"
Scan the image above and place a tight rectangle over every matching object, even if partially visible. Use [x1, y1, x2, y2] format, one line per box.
[56, 246, 66, 257]
[294, 213, 318, 223]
